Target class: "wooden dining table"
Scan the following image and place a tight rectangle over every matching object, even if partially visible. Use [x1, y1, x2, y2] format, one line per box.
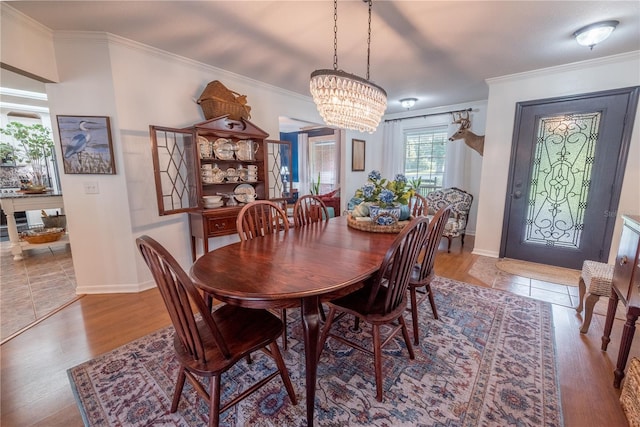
[190, 215, 399, 427]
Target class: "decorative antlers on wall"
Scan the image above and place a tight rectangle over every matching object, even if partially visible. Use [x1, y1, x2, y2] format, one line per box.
[449, 111, 485, 156]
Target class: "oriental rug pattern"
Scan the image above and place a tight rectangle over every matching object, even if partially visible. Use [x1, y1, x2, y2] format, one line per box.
[68, 277, 563, 426]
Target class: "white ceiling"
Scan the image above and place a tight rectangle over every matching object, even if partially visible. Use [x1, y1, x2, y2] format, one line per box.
[4, 1, 640, 115]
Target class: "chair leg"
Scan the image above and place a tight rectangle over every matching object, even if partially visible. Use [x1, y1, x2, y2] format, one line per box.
[318, 306, 337, 362]
[576, 277, 586, 312]
[352, 316, 361, 332]
[268, 342, 298, 405]
[446, 236, 452, 253]
[409, 287, 420, 345]
[281, 309, 288, 350]
[171, 368, 187, 412]
[425, 284, 439, 320]
[399, 315, 415, 360]
[461, 232, 466, 247]
[204, 291, 214, 312]
[580, 293, 600, 334]
[372, 324, 384, 402]
[208, 374, 221, 427]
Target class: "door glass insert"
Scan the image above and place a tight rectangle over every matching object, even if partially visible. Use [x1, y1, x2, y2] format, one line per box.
[525, 112, 600, 248]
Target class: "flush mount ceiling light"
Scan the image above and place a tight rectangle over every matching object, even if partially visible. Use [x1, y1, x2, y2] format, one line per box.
[573, 20, 619, 50]
[400, 98, 417, 109]
[309, 0, 387, 133]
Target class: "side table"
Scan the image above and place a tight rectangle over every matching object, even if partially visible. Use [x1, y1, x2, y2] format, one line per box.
[602, 214, 640, 388]
[0, 192, 66, 260]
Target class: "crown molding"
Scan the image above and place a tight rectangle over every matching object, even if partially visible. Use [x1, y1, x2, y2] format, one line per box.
[486, 51, 640, 85]
[52, 30, 313, 103]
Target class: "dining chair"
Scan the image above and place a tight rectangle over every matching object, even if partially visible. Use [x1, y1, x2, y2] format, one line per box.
[236, 200, 290, 241]
[407, 205, 452, 345]
[236, 200, 291, 349]
[136, 235, 297, 427]
[318, 216, 430, 402]
[410, 193, 429, 217]
[292, 194, 330, 321]
[293, 195, 330, 227]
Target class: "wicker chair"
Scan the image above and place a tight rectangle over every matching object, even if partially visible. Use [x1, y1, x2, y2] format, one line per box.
[424, 187, 473, 252]
[318, 216, 430, 401]
[575, 260, 614, 333]
[136, 235, 296, 427]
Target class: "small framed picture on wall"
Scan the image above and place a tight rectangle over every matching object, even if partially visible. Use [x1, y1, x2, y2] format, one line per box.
[352, 139, 365, 171]
[56, 115, 116, 174]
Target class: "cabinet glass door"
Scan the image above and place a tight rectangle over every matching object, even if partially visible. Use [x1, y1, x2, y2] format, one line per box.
[266, 140, 292, 200]
[150, 126, 199, 215]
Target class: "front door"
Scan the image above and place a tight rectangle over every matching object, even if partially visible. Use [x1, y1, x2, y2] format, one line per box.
[500, 87, 639, 269]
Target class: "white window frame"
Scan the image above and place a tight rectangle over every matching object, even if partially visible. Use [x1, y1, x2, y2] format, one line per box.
[403, 126, 448, 195]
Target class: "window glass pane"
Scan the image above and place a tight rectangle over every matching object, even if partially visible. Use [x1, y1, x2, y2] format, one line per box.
[309, 135, 336, 194]
[403, 126, 448, 195]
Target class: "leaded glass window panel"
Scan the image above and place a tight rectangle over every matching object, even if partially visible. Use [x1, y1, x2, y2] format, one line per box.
[524, 113, 600, 248]
[150, 127, 198, 215]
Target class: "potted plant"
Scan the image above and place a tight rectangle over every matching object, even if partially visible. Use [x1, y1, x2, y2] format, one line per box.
[0, 122, 55, 188]
[0, 142, 18, 165]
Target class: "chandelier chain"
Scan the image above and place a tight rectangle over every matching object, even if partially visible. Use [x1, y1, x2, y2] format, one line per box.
[333, 0, 338, 70]
[309, 0, 387, 133]
[366, 0, 372, 80]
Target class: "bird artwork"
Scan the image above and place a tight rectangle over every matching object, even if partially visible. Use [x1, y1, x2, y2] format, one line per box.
[64, 121, 93, 161]
[58, 116, 114, 174]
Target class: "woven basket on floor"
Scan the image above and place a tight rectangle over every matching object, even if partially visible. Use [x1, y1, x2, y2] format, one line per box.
[621, 357, 640, 427]
[21, 227, 64, 244]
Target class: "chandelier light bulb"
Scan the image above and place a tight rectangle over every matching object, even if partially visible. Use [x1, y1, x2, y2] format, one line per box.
[310, 0, 387, 133]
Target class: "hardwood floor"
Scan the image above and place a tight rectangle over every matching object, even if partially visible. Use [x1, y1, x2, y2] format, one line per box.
[1, 236, 637, 426]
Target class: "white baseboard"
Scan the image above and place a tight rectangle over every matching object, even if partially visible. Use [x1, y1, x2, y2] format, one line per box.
[76, 280, 156, 294]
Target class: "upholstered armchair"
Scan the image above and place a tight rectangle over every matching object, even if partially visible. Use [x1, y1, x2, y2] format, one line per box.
[318, 188, 341, 217]
[424, 187, 473, 252]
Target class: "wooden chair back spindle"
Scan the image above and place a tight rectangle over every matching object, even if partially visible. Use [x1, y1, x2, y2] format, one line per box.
[236, 201, 290, 241]
[293, 195, 330, 227]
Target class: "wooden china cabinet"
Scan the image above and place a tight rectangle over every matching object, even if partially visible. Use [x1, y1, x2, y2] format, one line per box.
[149, 115, 292, 260]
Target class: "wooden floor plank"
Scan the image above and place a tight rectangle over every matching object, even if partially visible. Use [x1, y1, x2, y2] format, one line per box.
[1, 236, 637, 426]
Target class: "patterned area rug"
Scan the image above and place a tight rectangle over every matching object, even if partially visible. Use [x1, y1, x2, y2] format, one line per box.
[68, 277, 563, 426]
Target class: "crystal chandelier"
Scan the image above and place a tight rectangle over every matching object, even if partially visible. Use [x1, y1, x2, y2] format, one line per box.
[310, 0, 387, 133]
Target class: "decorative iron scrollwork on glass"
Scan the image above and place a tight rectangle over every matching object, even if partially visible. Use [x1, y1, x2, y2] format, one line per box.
[524, 112, 601, 248]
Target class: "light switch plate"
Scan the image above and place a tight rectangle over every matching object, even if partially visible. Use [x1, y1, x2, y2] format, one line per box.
[84, 182, 99, 194]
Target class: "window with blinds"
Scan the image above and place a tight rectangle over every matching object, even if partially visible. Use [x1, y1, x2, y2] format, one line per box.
[404, 126, 448, 195]
[309, 135, 336, 194]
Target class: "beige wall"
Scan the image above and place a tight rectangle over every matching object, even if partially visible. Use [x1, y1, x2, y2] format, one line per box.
[2, 8, 323, 293]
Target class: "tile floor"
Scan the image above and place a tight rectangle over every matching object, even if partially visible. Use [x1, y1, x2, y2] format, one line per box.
[0, 241, 78, 342]
[468, 254, 627, 320]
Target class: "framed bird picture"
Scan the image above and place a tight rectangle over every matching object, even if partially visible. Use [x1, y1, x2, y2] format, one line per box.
[56, 115, 115, 174]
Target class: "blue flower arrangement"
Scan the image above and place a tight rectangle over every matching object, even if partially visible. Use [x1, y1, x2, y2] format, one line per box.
[354, 170, 414, 208]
